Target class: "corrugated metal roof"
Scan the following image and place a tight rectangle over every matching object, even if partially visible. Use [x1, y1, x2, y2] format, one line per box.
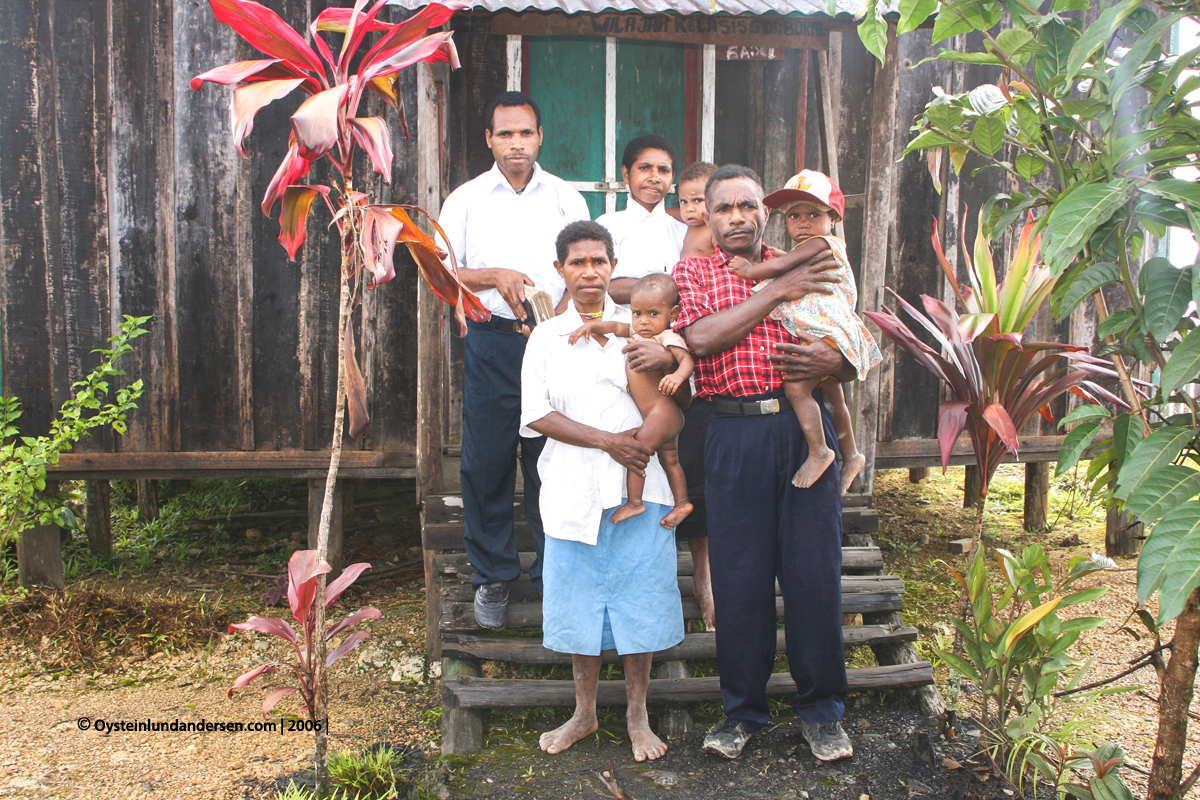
[391, 0, 864, 17]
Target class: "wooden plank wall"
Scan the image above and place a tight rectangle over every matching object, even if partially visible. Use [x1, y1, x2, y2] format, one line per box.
[0, 0, 421, 461]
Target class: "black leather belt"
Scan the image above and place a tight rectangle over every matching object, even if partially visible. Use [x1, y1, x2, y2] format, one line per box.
[711, 396, 784, 416]
[472, 315, 527, 334]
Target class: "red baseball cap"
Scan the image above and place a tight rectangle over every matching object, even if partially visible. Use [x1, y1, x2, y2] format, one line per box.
[763, 170, 845, 218]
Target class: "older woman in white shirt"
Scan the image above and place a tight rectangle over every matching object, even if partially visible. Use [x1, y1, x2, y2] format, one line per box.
[597, 134, 688, 305]
[522, 220, 684, 762]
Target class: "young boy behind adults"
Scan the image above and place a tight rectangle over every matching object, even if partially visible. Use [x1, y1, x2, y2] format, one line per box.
[672, 165, 858, 762]
[437, 91, 590, 630]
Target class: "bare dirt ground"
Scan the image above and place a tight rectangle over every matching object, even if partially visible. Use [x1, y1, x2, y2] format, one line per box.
[0, 466, 1197, 799]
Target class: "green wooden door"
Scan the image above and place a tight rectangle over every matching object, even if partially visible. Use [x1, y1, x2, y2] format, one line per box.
[528, 37, 688, 218]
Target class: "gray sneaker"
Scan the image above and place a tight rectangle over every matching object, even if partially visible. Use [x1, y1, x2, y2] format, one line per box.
[703, 716, 754, 759]
[799, 718, 854, 761]
[473, 582, 509, 630]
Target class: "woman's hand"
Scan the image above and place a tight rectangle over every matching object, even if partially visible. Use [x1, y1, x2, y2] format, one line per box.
[602, 428, 653, 477]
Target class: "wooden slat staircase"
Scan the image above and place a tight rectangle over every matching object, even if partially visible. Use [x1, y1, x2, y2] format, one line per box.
[422, 492, 943, 755]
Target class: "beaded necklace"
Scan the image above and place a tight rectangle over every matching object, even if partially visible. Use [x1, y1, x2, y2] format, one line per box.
[578, 309, 604, 321]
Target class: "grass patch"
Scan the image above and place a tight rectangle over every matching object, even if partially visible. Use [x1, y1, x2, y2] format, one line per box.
[0, 584, 230, 666]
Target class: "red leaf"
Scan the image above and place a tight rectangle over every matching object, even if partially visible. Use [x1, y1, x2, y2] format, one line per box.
[326, 606, 382, 640]
[313, 6, 393, 33]
[360, 32, 460, 86]
[261, 141, 312, 216]
[278, 185, 329, 260]
[336, 0, 386, 81]
[938, 401, 970, 472]
[287, 549, 331, 624]
[325, 562, 374, 611]
[982, 403, 1020, 455]
[261, 686, 297, 716]
[227, 663, 279, 697]
[361, 207, 401, 286]
[291, 84, 349, 161]
[326, 630, 371, 667]
[228, 615, 298, 644]
[343, 320, 369, 439]
[1038, 405, 1055, 423]
[207, 0, 325, 77]
[232, 78, 306, 157]
[191, 58, 317, 93]
[347, 117, 393, 184]
[361, 2, 465, 73]
[931, 218, 965, 303]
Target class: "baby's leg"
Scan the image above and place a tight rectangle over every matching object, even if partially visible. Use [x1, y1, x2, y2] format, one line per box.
[784, 379, 836, 489]
[824, 381, 865, 494]
[613, 366, 677, 524]
[655, 440, 693, 529]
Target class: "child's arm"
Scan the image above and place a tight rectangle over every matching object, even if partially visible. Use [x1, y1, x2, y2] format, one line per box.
[727, 236, 832, 281]
[680, 225, 716, 259]
[657, 346, 695, 396]
[568, 320, 630, 345]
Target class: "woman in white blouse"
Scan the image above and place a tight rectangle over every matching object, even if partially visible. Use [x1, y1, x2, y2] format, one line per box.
[597, 134, 688, 305]
[521, 220, 684, 762]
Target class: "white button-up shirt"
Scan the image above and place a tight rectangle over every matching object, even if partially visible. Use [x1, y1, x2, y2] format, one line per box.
[520, 297, 673, 544]
[597, 200, 688, 283]
[437, 163, 591, 320]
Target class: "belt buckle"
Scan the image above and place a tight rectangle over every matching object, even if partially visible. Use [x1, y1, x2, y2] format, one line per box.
[512, 321, 523, 334]
[761, 398, 780, 415]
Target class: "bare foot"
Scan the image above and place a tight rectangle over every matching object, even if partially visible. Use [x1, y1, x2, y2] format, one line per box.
[539, 711, 598, 755]
[840, 452, 866, 495]
[629, 718, 668, 762]
[660, 501, 694, 529]
[611, 500, 645, 524]
[792, 446, 836, 489]
[695, 578, 716, 632]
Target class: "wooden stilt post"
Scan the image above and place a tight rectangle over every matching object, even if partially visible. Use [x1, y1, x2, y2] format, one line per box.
[963, 465, 983, 509]
[654, 659, 693, 738]
[309, 479, 344, 577]
[1107, 505, 1143, 557]
[908, 468, 929, 484]
[1023, 462, 1050, 532]
[18, 523, 64, 590]
[85, 480, 112, 557]
[441, 655, 483, 754]
[137, 479, 158, 521]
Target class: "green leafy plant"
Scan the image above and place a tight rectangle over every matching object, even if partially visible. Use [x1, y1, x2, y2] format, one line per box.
[936, 546, 1120, 780]
[0, 315, 149, 542]
[1014, 739, 1137, 800]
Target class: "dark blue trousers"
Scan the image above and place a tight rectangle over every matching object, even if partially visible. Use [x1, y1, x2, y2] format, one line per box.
[461, 319, 546, 590]
[704, 389, 847, 729]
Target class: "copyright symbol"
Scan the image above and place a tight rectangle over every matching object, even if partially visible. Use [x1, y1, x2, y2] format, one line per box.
[77, 718, 90, 731]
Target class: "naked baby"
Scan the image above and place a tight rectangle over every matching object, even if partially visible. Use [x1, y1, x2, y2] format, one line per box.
[569, 273, 695, 529]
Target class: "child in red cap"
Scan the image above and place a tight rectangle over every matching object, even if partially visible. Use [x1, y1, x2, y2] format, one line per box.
[728, 170, 882, 494]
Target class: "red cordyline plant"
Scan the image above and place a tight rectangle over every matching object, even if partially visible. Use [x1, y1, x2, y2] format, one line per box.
[227, 550, 380, 719]
[863, 213, 1127, 549]
[191, 0, 486, 790]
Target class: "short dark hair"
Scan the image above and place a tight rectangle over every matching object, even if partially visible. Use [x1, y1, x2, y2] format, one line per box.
[705, 164, 762, 202]
[621, 134, 677, 173]
[556, 221, 614, 264]
[485, 91, 542, 132]
[631, 273, 680, 307]
[678, 161, 717, 186]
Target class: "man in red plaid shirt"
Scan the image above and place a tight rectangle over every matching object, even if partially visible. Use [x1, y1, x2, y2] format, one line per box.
[671, 165, 859, 762]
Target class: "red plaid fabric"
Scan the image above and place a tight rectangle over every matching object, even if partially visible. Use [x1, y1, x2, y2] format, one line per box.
[672, 245, 795, 399]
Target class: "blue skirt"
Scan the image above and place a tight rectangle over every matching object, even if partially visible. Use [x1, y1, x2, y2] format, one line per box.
[542, 503, 685, 656]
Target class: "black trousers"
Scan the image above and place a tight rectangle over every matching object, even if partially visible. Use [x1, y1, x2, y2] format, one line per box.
[704, 389, 847, 729]
[461, 319, 546, 590]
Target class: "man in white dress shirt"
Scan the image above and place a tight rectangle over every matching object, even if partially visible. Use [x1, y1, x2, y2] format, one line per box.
[437, 91, 590, 629]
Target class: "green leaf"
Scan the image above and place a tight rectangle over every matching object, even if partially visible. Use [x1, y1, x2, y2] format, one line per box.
[971, 117, 1005, 156]
[1014, 152, 1045, 182]
[1058, 404, 1110, 430]
[1158, 501, 1200, 623]
[1003, 597, 1062, 651]
[903, 129, 957, 156]
[1057, 421, 1102, 476]
[897, 0, 938, 35]
[1144, 178, 1200, 211]
[1035, 20, 1077, 92]
[1053, 261, 1120, 320]
[1161, 326, 1200, 398]
[1126, 465, 1200, 523]
[857, 5, 887, 66]
[1110, 13, 1181, 107]
[1141, 257, 1193, 344]
[1097, 308, 1136, 340]
[934, 648, 982, 681]
[1058, 585, 1107, 608]
[1133, 194, 1189, 231]
[968, 84, 1007, 116]
[1115, 425, 1198, 501]
[1136, 502, 1200, 604]
[949, 144, 968, 175]
[1064, 0, 1145, 85]
[1041, 183, 1127, 275]
[1149, 43, 1200, 114]
[936, 51, 1005, 65]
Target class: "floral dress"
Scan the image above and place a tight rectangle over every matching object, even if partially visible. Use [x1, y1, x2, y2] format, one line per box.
[753, 235, 882, 380]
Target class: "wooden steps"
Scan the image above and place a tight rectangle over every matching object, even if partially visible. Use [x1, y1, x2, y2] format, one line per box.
[421, 492, 940, 755]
